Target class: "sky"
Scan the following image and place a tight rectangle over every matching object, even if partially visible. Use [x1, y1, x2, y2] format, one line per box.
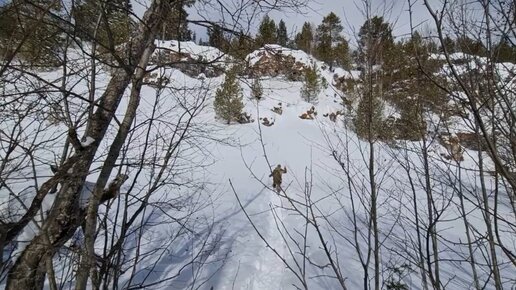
[268, 1, 420, 40]
[0, 0, 434, 42]
[194, 0, 435, 45]
[131, 0, 437, 47]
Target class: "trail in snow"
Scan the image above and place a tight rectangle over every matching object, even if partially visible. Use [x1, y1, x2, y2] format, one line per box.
[2, 43, 515, 290]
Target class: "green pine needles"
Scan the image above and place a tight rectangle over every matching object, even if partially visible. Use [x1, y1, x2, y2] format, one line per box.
[214, 69, 245, 124]
[300, 64, 321, 103]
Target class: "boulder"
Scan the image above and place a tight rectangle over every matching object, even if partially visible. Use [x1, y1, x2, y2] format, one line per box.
[456, 132, 488, 151]
[246, 49, 308, 80]
[438, 134, 464, 162]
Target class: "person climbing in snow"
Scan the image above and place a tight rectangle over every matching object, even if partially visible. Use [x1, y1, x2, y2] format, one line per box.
[270, 164, 287, 192]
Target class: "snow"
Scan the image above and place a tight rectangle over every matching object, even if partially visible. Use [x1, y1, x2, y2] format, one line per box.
[156, 40, 231, 64]
[245, 44, 360, 81]
[1, 42, 514, 290]
[81, 136, 95, 147]
[246, 44, 314, 67]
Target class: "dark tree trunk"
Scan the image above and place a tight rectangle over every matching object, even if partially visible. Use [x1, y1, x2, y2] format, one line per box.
[5, 1, 168, 289]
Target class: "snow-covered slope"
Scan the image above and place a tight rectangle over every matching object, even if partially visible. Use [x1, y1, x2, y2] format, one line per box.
[1, 43, 514, 290]
[246, 43, 360, 80]
[156, 39, 231, 64]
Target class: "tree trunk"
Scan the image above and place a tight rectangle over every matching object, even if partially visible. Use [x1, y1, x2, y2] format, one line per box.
[5, 1, 168, 289]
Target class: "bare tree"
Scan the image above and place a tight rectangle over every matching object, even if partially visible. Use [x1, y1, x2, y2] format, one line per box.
[1, 0, 307, 289]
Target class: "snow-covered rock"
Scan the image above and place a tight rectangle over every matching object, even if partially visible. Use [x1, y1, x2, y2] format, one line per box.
[152, 40, 233, 77]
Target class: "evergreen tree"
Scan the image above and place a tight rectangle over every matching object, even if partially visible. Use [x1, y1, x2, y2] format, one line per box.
[208, 25, 228, 52]
[440, 35, 456, 53]
[315, 12, 348, 69]
[334, 40, 351, 69]
[494, 37, 516, 63]
[295, 22, 313, 53]
[0, 1, 64, 65]
[74, 0, 135, 47]
[277, 20, 288, 46]
[300, 64, 321, 103]
[251, 78, 264, 100]
[257, 15, 277, 46]
[157, 0, 194, 41]
[354, 93, 385, 140]
[357, 16, 394, 66]
[214, 69, 244, 124]
[405, 31, 424, 54]
[228, 31, 255, 59]
[456, 35, 486, 56]
[354, 17, 394, 141]
[383, 31, 445, 140]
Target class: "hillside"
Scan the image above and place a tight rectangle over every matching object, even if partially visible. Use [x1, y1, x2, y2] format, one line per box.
[1, 39, 515, 290]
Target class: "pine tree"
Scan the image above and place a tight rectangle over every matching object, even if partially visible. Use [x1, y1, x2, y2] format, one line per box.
[382, 31, 445, 140]
[300, 64, 321, 103]
[277, 20, 288, 46]
[354, 93, 385, 140]
[315, 12, 347, 69]
[192, 32, 197, 43]
[229, 31, 255, 59]
[0, 1, 64, 65]
[295, 22, 314, 53]
[208, 25, 228, 52]
[257, 15, 277, 46]
[357, 16, 394, 66]
[157, 0, 194, 41]
[494, 37, 516, 63]
[440, 35, 456, 53]
[214, 69, 244, 124]
[251, 78, 264, 100]
[74, 0, 135, 47]
[334, 40, 350, 69]
[456, 35, 486, 56]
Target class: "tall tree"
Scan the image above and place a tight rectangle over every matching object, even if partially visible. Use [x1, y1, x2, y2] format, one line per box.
[456, 35, 486, 56]
[440, 35, 456, 53]
[385, 31, 446, 139]
[494, 37, 516, 63]
[5, 0, 167, 288]
[277, 19, 288, 46]
[214, 69, 244, 124]
[300, 63, 321, 103]
[208, 24, 228, 51]
[295, 22, 313, 53]
[74, 0, 135, 47]
[315, 12, 348, 69]
[157, 0, 194, 40]
[229, 31, 255, 59]
[357, 16, 394, 66]
[0, 0, 64, 65]
[257, 15, 277, 46]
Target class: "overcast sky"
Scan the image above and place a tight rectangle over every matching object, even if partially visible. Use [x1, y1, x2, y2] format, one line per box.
[133, 0, 437, 47]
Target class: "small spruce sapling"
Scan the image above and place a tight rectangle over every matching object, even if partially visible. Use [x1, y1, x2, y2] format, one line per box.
[354, 93, 386, 140]
[251, 78, 264, 100]
[300, 63, 321, 103]
[214, 69, 244, 124]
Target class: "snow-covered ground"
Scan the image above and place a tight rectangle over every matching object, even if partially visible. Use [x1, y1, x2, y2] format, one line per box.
[1, 43, 514, 290]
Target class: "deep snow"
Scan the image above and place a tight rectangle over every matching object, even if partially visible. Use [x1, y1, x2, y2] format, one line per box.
[1, 42, 514, 290]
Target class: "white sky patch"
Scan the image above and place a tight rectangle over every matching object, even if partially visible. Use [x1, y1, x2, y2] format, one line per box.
[81, 136, 95, 147]
[131, 0, 437, 45]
